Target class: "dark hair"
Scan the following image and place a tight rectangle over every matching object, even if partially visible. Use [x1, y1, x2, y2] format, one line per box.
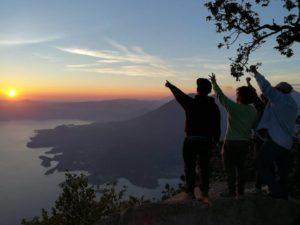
[236, 86, 256, 104]
[197, 78, 212, 96]
[275, 82, 293, 94]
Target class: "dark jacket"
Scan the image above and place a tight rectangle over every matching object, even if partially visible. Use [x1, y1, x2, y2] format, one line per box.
[168, 84, 221, 141]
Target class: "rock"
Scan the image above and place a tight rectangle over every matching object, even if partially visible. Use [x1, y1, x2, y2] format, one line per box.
[96, 196, 300, 225]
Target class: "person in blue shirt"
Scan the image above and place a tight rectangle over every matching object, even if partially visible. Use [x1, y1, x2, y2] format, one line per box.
[250, 65, 298, 199]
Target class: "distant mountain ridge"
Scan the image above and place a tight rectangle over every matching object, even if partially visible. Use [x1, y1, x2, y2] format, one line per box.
[0, 99, 162, 122]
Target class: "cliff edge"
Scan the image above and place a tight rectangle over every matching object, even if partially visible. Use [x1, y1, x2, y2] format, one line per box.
[96, 196, 300, 225]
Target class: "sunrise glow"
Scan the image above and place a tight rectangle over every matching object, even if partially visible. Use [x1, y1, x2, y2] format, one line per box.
[0, 0, 299, 101]
[6, 89, 18, 98]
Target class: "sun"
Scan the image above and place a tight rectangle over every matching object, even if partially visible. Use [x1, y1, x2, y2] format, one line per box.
[6, 89, 18, 98]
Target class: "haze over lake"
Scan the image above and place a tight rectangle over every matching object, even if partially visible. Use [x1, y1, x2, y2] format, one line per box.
[0, 120, 88, 225]
[0, 119, 179, 225]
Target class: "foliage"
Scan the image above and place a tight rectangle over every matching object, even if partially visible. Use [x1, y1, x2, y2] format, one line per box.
[21, 173, 148, 225]
[161, 176, 185, 201]
[205, 0, 300, 79]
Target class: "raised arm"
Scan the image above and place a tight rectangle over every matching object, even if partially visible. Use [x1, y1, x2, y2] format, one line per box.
[209, 74, 237, 111]
[250, 66, 282, 102]
[165, 80, 191, 109]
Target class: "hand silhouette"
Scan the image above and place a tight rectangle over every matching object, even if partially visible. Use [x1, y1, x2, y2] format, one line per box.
[165, 80, 172, 88]
[208, 73, 216, 83]
[249, 65, 258, 74]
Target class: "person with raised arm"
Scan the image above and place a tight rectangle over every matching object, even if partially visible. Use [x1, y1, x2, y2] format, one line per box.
[249, 66, 298, 199]
[246, 77, 270, 194]
[209, 73, 257, 199]
[165, 79, 221, 204]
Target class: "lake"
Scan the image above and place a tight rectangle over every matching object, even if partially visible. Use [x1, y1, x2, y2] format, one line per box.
[0, 120, 180, 225]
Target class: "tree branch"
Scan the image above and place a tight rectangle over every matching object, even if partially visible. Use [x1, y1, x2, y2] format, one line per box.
[205, 0, 300, 78]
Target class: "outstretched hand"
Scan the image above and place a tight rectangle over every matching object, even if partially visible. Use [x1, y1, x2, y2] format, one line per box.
[208, 73, 216, 83]
[249, 65, 258, 74]
[165, 80, 172, 88]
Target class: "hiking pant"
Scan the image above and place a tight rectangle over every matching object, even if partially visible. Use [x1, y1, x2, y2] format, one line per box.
[223, 140, 250, 195]
[254, 138, 275, 190]
[183, 137, 212, 196]
[254, 139, 264, 190]
[257, 140, 289, 199]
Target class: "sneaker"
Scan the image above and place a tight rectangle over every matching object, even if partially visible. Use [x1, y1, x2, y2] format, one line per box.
[266, 193, 288, 200]
[220, 191, 236, 198]
[183, 191, 196, 201]
[201, 196, 211, 207]
[248, 188, 262, 195]
[236, 194, 246, 200]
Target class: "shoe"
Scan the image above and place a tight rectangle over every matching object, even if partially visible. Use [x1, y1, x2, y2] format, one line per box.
[266, 193, 288, 200]
[201, 196, 211, 207]
[236, 193, 246, 200]
[220, 191, 236, 198]
[183, 191, 196, 201]
[248, 188, 262, 195]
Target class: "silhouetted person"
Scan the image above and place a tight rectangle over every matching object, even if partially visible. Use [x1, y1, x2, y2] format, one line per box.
[250, 66, 298, 199]
[165, 78, 221, 202]
[246, 77, 277, 194]
[246, 77, 269, 193]
[209, 73, 257, 199]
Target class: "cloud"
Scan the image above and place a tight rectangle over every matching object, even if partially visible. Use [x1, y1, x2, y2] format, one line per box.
[57, 41, 177, 77]
[0, 35, 60, 46]
[66, 63, 100, 68]
[107, 39, 131, 53]
[176, 56, 216, 63]
[175, 56, 230, 72]
[67, 64, 175, 77]
[33, 53, 59, 62]
[56, 47, 116, 59]
[202, 63, 229, 70]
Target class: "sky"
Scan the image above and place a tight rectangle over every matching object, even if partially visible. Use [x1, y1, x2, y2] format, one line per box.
[0, 0, 299, 101]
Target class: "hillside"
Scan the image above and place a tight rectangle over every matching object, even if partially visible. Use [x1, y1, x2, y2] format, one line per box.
[27, 97, 230, 187]
[27, 99, 186, 187]
[96, 197, 300, 225]
[0, 99, 161, 122]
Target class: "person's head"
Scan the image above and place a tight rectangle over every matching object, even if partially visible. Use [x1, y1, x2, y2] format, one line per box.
[196, 78, 212, 96]
[275, 82, 293, 94]
[236, 86, 256, 104]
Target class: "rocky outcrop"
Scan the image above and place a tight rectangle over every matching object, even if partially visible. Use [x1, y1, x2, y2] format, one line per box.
[97, 196, 300, 225]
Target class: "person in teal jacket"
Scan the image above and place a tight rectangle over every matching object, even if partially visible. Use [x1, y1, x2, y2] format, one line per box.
[209, 73, 257, 199]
